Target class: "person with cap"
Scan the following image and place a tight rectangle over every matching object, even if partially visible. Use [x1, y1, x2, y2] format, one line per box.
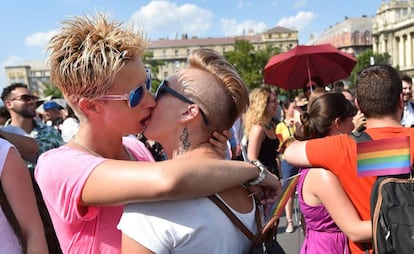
[43, 101, 64, 132]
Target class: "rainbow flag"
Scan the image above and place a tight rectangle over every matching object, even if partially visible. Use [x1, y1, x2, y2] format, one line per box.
[357, 136, 411, 177]
[266, 173, 300, 221]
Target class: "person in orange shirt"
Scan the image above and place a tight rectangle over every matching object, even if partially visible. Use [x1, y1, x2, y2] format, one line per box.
[285, 64, 409, 254]
[295, 93, 371, 253]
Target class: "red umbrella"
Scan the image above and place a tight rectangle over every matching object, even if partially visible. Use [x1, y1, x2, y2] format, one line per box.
[264, 44, 357, 90]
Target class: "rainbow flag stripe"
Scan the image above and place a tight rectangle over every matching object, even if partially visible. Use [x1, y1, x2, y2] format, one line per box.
[357, 136, 411, 177]
[267, 173, 300, 220]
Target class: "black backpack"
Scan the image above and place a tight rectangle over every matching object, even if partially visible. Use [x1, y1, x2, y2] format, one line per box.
[370, 174, 414, 254]
[351, 131, 414, 254]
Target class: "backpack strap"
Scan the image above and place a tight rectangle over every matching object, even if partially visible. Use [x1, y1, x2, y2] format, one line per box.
[350, 130, 373, 253]
[208, 195, 256, 241]
[0, 182, 24, 246]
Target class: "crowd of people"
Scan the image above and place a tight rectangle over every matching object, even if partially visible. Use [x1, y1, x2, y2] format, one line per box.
[1, 11, 414, 254]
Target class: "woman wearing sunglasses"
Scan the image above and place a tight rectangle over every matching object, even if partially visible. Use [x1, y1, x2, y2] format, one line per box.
[34, 13, 281, 254]
[118, 48, 268, 254]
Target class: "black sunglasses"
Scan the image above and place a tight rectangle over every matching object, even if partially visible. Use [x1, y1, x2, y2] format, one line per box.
[154, 80, 209, 125]
[10, 94, 38, 102]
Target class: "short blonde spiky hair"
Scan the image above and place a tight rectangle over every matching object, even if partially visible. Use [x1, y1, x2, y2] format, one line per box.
[47, 12, 147, 101]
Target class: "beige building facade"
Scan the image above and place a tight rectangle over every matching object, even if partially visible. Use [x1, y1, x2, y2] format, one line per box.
[308, 15, 373, 56]
[148, 26, 298, 80]
[372, 0, 414, 75]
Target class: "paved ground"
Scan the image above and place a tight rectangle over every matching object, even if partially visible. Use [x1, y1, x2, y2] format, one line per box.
[274, 193, 304, 254]
[276, 213, 305, 254]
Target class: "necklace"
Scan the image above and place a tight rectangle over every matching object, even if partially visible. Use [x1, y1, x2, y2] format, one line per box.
[72, 135, 134, 160]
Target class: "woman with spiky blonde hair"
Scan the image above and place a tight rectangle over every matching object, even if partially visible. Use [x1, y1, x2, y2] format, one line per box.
[35, 13, 280, 254]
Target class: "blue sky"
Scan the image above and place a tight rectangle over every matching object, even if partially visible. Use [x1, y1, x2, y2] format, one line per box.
[0, 0, 383, 91]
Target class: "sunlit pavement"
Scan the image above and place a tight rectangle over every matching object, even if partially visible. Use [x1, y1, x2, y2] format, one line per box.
[277, 214, 304, 254]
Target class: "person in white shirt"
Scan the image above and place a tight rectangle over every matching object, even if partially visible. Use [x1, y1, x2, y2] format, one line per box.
[400, 74, 414, 127]
[118, 48, 279, 254]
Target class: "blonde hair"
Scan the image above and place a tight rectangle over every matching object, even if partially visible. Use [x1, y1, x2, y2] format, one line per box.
[180, 48, 249, 130]
[243, 87, 273, 136]
[48, 12, 147, 103]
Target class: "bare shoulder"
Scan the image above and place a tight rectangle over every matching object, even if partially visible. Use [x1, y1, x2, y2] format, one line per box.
[249, 124, 265, 140]
[250, 124, 265, 133]
[307, 168, 341, 187]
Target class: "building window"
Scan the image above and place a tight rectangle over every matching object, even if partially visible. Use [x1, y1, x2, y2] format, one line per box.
[162, 50, 167, 57]
[175, 50, 179, 56]
[352, 31, 360, 44]
[362, 31, 371, 44]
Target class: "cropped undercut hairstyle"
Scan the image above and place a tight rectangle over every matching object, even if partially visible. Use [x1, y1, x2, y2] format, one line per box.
[181, 48, 249, 131]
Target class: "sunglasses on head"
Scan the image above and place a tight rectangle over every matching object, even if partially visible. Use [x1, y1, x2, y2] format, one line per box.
[10, 94, 38, 102]
[98, 73, 151, 108]
[154, 80, 209, 125]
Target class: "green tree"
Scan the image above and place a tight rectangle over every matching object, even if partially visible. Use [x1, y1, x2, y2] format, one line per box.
[349, 49, 391, 86]
[224, 39, 280, 91]
[42, 83, 63, 98]
[142, 51, 164, 92]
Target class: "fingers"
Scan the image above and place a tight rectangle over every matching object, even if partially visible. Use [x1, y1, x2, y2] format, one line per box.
[213, 130, 231, 143]
[209, 131, 229, 158]
[259, 189, 279, 205]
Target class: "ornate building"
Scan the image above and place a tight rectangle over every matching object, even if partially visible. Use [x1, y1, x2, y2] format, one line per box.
[372, 0, 414, 75]
[308, 16, 373, 56]
[148, 26, 298, 80]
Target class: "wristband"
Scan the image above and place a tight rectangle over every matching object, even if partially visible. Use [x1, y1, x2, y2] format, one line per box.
[247, 160, 268, 186]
